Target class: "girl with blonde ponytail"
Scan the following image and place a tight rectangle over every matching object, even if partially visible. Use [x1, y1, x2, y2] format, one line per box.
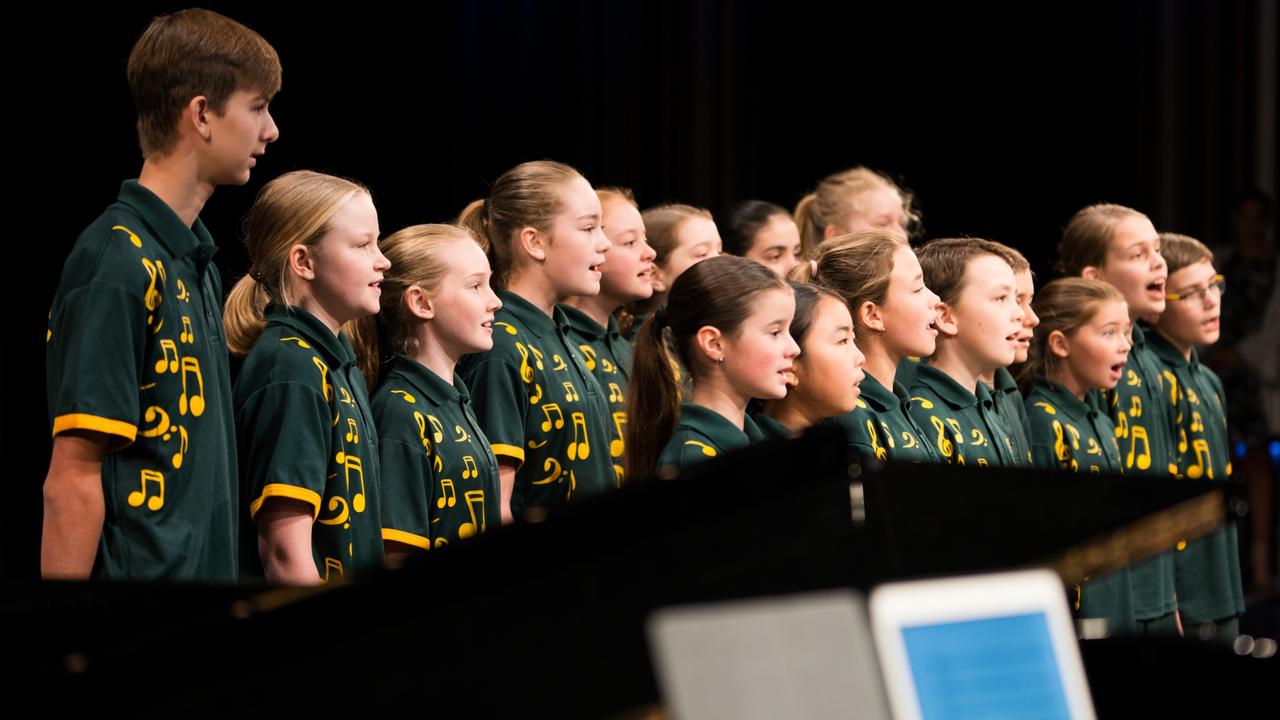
[228, 170, 390, 585]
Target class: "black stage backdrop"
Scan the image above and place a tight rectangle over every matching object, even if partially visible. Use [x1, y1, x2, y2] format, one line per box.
[9, 0, 1274, 578]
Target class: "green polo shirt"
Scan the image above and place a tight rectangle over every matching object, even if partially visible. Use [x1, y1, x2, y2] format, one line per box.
[750, 410, 794, 440]
[656, 403, 765, 472]
[1097, 323, 1178, 620]
[560, 304, 634, 486]
[908, 364, 1019, 466]
[458, 291, 615, 516]
[46, 180, 238, 580]
[988, 367, 1035, 467]
[1148, 333, 1245, 623]
[235, 305, 384, 581]
[821, 373, 940, 464]
[372, 356, 501, 551]
[1026, 377, 1137, 634]
[895, 356, 922, 392]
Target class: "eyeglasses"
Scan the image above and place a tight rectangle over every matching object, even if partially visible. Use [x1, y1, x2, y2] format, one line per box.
[1165, 275, 1226, 307]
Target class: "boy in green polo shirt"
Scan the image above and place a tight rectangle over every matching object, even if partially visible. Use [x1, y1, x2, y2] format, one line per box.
[1150, 233, 1245, 643]
[908, 238, 1025, 466]
[43, 9, 280, 580]
[984, 241, 1040, 468]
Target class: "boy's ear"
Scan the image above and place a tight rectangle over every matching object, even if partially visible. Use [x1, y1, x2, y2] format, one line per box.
[933, 301, 959, 337]
[189, 96, 213, 141]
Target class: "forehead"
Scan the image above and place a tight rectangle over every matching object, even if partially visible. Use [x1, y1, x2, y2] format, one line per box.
[1169, 258, 1217, 286]
[812, 293, 853, 327]
[748, 286, 795, 318]
[602, 198, 643, 229]
[890, 244, 920, 278]
[1014, 268, 1035, 292]
[1108, 214, 1158, 251]
[557, 177, 601, 218]
[1091, 299, 1131, 325]
[326, 192, 378, 236]
[855, 186, 903, 216]
[756, 215, 801, 245]
[963, 253, 1016, 287]
[678, 216, 719, 246]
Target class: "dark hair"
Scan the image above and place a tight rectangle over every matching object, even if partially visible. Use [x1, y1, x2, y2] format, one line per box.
[914, 237, 1013, 307]
[788, 281, 846, 359]
[625, 256, 788, 481]
[722, 200, 791, 256]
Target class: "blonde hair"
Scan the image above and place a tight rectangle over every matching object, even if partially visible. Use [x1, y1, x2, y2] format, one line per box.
[457, 160, 584, 291]
[1019, 278, 1126, 390]
[641, 203, 715, 268]
[1057, 203, 1148, 277]
[596, 186, 638, 209]
[792, 230, 908, 333]
[224, 170, 369, 356]
[793, 167, 919, 258]
[350, 224, 485, 383]
[1158, 232, 1213, 275]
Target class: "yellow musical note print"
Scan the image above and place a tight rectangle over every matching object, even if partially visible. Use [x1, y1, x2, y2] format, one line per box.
[913, 397, 935, 410]
[140, 257, 166, 327]
[179, 316, 194, 344]
[878, 422, 895, 448]
[454, 424, 470, 443]
[1129, 395, 1142, 418]
[1115, 411, 1129, 439]
[174, 279, 190, 303]
[426, 414, 445, 443]
[534, 457, 563, 485]
[1126, 426, 1152, 470]
[684, 441, 717, 457]
[898, 431, 917, 449]
[515, 342, 544, 404]
[458, 490, 486, 539]
[930, 416, 955, 458]
[345, 418, 359, 444]
[867, 420, 888, 461]
[333, 451, 367, 513]
[322, 557, 344, 583]
[551, 354, 568, 371]
[462, 455, 479, 480]
[312, 356, 333, 402]
[1185, 439, 1213, 480]
[567, 412, 590, 461]
[610, 412, 627, 458]
[392, 389, 416, 404]
[579, 345, 597, 371]
[607, 382, 625, 404]
[1126, 369, 1141, 387]
[280, 336, 312, 349]
[178, 356, 205, 416]
[493, 321, 518, 335]
[338, 387, 354, 407]
[539, 403, 565, 432]
[127, 469, 165, 511]
[437, 477, 457, 508]
[969, 428, 987, 447]
[946, 418, 965, 445]
[562, 381, 580, 402]
[601, 358, 617, 374]
[1085, 437, 1102, 456]
[114, 224, 143, 248]
[1033, 402, 1057, 415]
[318, 495, 350, 526]
[155, 339, 179, 374]
[1190, 411, 1204, 433]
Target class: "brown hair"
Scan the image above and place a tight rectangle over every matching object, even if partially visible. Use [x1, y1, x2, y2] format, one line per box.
[128, 8, 281, 157]
[1057, 204, 1148, 277]
[641, 204, 715, 268]
[986, 239, 1031, 274]
[790, 230, 907, 334]
[793, 167, 919, 258]
[457, 160, 585, 291]
[596, 186, 638, 209]
[915, 237, 1013, 307]
[1018, 278, 1126, 391]
[224, 170, 369, 356]
[625, 255, 787, 482]
[349, 224, 485, 383]
[788, 281, 847, 359]
[1158, 232, 1213, 275]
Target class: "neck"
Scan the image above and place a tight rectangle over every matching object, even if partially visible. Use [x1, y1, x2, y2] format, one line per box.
[1047, 368, 1088, 401]
[978, 369, 996, 387]
[563, 292, 619, 329]
[928, 342, 984, 395]
[289, 285, 345, 336]
[507, 272, 559, 317]
[137, 153, 215, 227]
[761, 395, 815, 433]
[411, 324, 463, 382]
[1155, 327, 1194, 361]
[860, 337, 899, 389]
[691, 375, 749, 431]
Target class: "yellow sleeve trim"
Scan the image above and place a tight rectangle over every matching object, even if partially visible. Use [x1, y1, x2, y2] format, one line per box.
[382, 528, 431, 550]
[491, 443, 526, 464]
[52, 413, 137, 444]
[250, 484, 323, 522]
